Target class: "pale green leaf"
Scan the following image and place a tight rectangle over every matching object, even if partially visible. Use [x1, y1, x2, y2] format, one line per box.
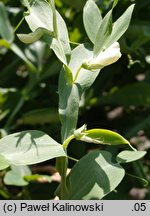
[24, 0, 71, 64]
[17, 27, 53, 44]
[103, 4, 135, 50]
[25, 0, 53, 32]
[4, 165, 31, 186]
[117, 150, 146, 163]
[94, 4, 135, 55]
[66, 150, 125, 199]
[70, 44, 99, 90]
[83, 0, 102, 43]
[58, 69, 80, 141]
[94, 10, 113, 56]
[0, 2, 14, 42]
[59, 44, 99, 141]
[51, 10, 71, 64]
[0, 130, 66, 166]
[0, 154, 9, 170]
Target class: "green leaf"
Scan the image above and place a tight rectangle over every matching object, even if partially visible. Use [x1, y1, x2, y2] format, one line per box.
[83, 0, 102, 44]
[21, 108, 59, 125]
[76, 128, 129, 145]
[4, 165, 31, 186]
[17, 27, 54, 44]
[94, 4, 135, 55]
[51, 10, 71, 64]
[59, 44, 99, 141]
[116, 150, 146, 163]
[0, 130, 66, 166]
[103, 4, 135, 50]
[66, 150, 125, 199]
[0, 154, 9, 170]
[25, 0, 53, 32]
[24, 0, 71, 64]
[94, 9, 113, 56]
[59, 68, 80, 141]
[70, 44, 99, 90]
[100, 82, 150, 106]
[0, 2, 14, 42]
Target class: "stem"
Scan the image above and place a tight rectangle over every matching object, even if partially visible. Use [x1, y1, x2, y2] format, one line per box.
[48, 0, 58, 38]
[68, 156, 78, 162]
[69, 41, 80, 45]
[55, 156, 68, 199]
[62, 134, 75, 150]
[13, 17, 25, 33]
[126, 173, 148, 187]
[73, 65, 82, 83]
[132, 160, 148, 184]
[128, 143, 137, 151]
[56, 134, 74, 199]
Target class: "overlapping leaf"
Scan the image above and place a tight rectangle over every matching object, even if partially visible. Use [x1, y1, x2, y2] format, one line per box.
[66, 150, 125, 199]
[0, 130, 66, 169]
[19, 0, 71, 65]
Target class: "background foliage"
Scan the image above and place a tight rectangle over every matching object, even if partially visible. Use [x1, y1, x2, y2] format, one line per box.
[0, 0, 150, 199]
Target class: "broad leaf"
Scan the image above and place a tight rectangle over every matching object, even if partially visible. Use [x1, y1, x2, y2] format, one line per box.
[66, 150, 125, 199]
[25, 0, 53, 31]
[100, 82, 150, 106]
[0, 2, 14, 42]
[59, 68, 80, 141]
[4, 165, 31, 186]
[75, 128, 129, 145]
[70, 44, 99, 90]
[83, 0, 102, 43]
[0, 130, 66, 166]
[0, 154, 9, 170]
[59, 44, 99, 141]
[24, 0, 71, 64]
[117, 150, 146, 163]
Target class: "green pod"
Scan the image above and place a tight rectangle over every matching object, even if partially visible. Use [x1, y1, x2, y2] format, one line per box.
[80, 129, 130, 145]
